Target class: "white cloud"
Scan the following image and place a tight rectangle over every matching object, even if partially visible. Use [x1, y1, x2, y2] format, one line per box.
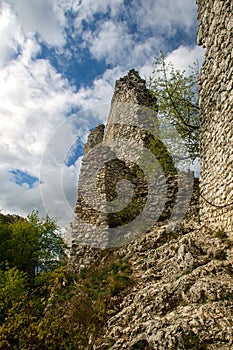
[131, 0, 197, 36]
[85, 21, 132, 65]
[85, 21, 163, 70]
[0, 157, 82, 224]
[0, 3, 25, 67]
[165, 45, 205, 73]
[78, 0, 200, 72]
[139, 44, 205, 81]
[73, 0, 124, 32]
[1, 58, 71, 162]
[7, 0, 66, 46]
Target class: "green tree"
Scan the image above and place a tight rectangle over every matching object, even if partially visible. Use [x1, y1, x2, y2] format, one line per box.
[0, 212, 71, 349]
[0, 211, 67, 281]
[148, 54, 200, 160]
[0, 265, 70, 350]
[0, 219, 13, 269]
[0, 267, 26, 325]
[0, 251, 133, 349]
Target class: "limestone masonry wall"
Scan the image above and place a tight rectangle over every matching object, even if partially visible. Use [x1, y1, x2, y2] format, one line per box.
[69, 70, 198, 257]
[197, 0, 233, 233]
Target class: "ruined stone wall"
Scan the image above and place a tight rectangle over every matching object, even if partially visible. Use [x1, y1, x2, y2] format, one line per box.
[197, 0, 233, 233]
[69, 70, 197, 257]
[69, 70, 161, 251]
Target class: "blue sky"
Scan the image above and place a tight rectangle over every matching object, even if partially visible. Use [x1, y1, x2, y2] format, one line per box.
[0, 0, 204, 225]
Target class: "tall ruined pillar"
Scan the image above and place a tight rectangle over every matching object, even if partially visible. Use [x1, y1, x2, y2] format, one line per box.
[69, 69, 194, 260]
[70, 70, 161, 252]
[197, 0, 233, 233]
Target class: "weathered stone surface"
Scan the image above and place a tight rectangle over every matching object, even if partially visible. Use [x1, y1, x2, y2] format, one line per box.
[94, 220, 233, 349]
[197, 0, 233, 234]
[68, 69, 196, 257]
[111, 69, 156, 108]
[84, 124, 105, 155]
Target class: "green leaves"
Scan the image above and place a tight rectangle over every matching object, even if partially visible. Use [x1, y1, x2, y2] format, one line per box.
[0, 211, 67, 281]
[0, 267, 26, 324]
[0, 212, 70, 349]
[0, 215, 133, 350]
[148, 53, 200, 160]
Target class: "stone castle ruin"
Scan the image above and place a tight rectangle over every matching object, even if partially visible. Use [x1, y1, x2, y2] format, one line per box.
[68, 0, 232, 257]
[197, 0, 233, 233]
[62, 2, 233, 348]
[69, 70, 198, 255]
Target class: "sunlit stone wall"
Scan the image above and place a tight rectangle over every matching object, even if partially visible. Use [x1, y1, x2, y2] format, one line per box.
[197, 0, 233, 233]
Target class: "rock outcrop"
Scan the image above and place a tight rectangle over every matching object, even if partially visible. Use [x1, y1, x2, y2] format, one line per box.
[94, 219, 233, 349]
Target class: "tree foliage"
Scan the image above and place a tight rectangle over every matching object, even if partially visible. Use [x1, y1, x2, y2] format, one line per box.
[0, 247, 132, 349]
[0, 211, 67, 281]
[148, 54, 200, 159]
[0, 211, 133, 349]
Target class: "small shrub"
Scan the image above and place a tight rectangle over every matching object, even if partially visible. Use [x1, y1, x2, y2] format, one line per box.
[215, 228, 227, 240]
[216, 250, 227, 260]
[220, 291, 232, 301]
[182, 331, 208, 349]
[131, 339, 152, 349]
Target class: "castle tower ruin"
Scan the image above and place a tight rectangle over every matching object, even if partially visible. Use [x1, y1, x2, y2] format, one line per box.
[197, 0, 233, 233]
[68, 69, 196, 257]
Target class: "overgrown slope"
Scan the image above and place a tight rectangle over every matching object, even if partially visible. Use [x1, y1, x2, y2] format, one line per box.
[1, 211, 233, 349]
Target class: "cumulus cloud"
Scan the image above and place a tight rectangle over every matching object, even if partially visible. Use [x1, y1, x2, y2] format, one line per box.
[86, 22, 164, 70]
[130, 0, 197, 36]
[165, 45, 205, 73]
[0, 3, 25, 67]
[8, 0, 66, 46]
[139, 45, 205, 85]
[73, 0, 124, 32]
[87, 21, 132, 65]
[0, 19, 115, 223]
[72, 0, 201, 74]
[0, 18, 120, 224]
[0, 167, 42, 213]
[1, 55, 72, 160]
